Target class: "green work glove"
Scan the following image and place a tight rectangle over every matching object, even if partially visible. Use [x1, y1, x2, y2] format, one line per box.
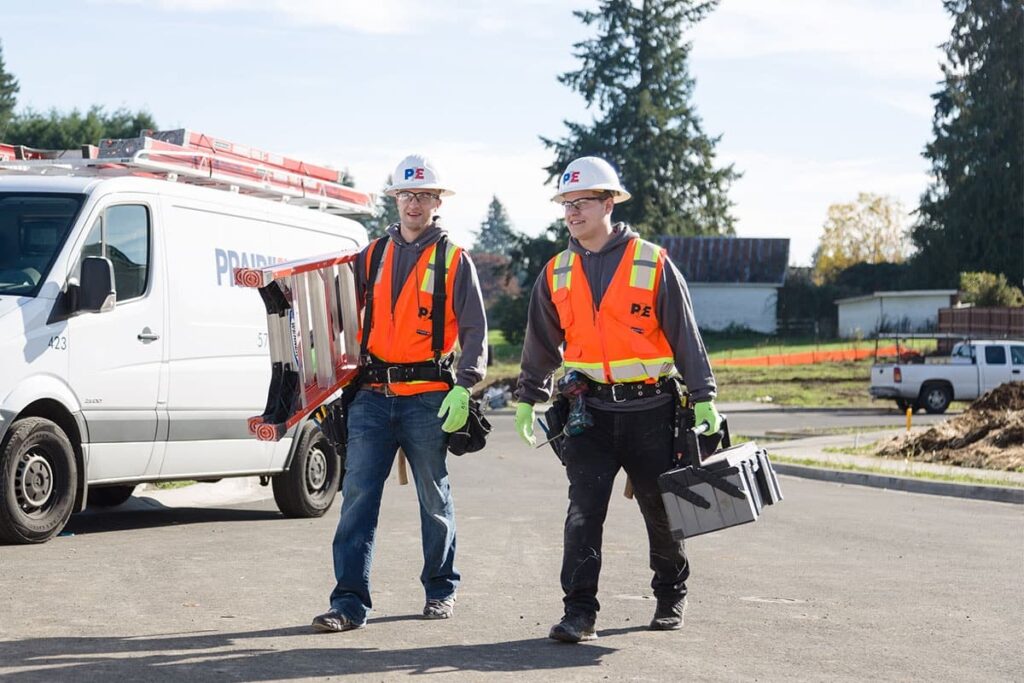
[438, 385, 470, 433]
[515, 402, 536, 447]
[694, 400, 722, 434]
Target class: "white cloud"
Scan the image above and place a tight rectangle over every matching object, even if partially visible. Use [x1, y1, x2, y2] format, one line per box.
[691, 0, 949, 82]
[297, 140, 562, 247]
[91, 0, 589, 36]
[719, 149, 931, 266]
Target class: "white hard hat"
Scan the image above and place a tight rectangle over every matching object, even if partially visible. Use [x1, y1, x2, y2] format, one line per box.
[551, 156, 631, 203]
[385, 154, 454, 196]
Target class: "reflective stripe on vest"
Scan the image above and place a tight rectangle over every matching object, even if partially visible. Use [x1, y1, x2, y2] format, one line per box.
[629, 239, 660, 290]
[551, 250, 576, 292]
[420, 241, 458, 293]
[547, 238, 675, 384]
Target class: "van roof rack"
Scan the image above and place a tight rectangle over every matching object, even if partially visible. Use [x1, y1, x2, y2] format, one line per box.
[0, 129, 374, 216]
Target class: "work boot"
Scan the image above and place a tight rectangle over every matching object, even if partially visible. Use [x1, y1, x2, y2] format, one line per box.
[548, 612, 597, 643]
[423, 595, 456, 619]
[649, 596, 687, 631]
[311, 609, 364, 633]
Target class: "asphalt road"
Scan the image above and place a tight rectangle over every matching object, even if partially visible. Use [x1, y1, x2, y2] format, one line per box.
[715, 402, 956, 438]
[1, 409, 1020, 682]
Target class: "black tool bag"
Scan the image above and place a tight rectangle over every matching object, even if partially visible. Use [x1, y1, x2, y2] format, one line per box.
[541, 396, 571, 464]
[448, 398, 492, 455]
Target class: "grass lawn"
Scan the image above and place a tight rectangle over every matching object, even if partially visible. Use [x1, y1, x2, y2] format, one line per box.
[152, 480, 197, 490]
[775, 452, 1024, 489]
[484, 331, 888, 407]
[713, 361, 874, 406]
[702, 332, 937, 361]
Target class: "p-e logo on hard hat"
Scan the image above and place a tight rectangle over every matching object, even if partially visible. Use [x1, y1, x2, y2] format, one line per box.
[562, 171, 581, 185]
[404, 168, 426, 180]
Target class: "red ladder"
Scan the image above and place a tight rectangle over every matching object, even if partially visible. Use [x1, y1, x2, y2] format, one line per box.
[233, 250, 363, 441]
[0, 129, 373, 216]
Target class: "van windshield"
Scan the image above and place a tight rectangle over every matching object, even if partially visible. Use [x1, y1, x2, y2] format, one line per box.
[0, 193, 85, 297]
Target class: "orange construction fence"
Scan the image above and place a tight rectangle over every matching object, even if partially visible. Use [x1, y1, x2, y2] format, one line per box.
[715, 345, 903, 367]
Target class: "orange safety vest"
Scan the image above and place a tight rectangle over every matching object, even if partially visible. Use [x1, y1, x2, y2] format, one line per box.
[363, 237, 461, 395]
[546, 237, 676, 384]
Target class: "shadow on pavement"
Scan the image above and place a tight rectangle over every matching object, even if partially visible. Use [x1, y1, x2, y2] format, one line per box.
[0, 626, 618, 680]
[63, 505, 282, 536]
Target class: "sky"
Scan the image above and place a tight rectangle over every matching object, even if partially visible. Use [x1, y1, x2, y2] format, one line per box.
[1, 0, 952, 266]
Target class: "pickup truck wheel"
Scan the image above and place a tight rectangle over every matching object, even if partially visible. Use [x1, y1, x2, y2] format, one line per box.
[895, 399, 919, 413]
[919, 384, 952, 414]
[0, 417, 77, 544]
[87, 484, 136, 508]
[272, 423, 342, 518]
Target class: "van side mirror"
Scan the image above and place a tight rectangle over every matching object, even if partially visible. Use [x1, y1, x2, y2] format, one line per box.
[76, 256, 116, 313]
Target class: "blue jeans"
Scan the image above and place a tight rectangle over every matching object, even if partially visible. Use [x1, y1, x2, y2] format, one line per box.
[328, 389, 459, 623]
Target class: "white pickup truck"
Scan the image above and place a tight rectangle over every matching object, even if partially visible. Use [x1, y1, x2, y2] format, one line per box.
[870, 339, 1024, 413]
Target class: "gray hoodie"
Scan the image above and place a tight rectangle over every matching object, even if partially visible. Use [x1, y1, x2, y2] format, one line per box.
[355, 220, 488, 389]
[516, 223, 716, 411]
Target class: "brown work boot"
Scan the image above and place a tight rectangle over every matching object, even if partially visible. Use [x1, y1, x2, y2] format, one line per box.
[548, 612, 597, 643]
[649, 596, 686, 631]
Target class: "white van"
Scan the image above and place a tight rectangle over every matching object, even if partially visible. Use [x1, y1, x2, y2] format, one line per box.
[0, 174, 367, 543]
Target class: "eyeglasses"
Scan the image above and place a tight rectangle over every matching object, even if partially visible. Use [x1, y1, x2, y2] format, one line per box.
[396, 191, 440, 204]
[560, 195, 609, 212]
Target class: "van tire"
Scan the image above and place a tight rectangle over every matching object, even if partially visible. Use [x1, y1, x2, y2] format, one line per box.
[87, 485, 136, 508]
[919, 383, 952, 414]
[0, 417, 77, 544]
[272, 423, 342, 518]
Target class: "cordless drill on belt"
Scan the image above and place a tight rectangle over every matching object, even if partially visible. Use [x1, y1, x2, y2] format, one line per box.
[556, 370, 594, 436]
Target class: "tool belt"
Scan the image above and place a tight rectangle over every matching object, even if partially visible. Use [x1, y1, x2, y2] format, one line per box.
[358, 353, 456, 387]
[582, 375, 675, 402]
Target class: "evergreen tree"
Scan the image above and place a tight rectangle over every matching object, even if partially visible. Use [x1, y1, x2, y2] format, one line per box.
[0, 40, 18, 134]
[5, 106, 156, 149]
[542, 0, 738, 237]
[356, 177, 399, 240]
[472, 196, 517, 255]
[913, 0, 1024, 286]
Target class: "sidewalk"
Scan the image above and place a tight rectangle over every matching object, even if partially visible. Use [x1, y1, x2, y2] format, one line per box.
[763, 430, 1024, 504]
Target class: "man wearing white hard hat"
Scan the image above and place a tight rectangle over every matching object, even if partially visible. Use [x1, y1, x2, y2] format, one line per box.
[312, 154, 487, 632]
[514, 156, 720, 642]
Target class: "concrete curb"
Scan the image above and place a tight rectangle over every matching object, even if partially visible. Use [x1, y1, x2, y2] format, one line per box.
[774, 462, 1024, 505]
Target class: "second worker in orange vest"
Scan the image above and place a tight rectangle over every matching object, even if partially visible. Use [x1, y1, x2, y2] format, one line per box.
[514, 156, 721, 643]
[312, 154, 487, 632]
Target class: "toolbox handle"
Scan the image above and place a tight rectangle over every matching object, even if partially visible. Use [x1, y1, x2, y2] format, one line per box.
[685, 416, 731, 468]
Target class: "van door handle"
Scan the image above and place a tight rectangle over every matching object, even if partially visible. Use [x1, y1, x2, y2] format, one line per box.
[137, 327, 160, 342]
[1013, 369, 1021, 375]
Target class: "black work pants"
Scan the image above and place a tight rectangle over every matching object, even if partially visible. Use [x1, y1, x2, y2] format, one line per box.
[560, 400, 688, 619]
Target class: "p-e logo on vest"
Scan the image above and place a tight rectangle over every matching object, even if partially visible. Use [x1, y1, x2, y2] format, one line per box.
[630, 303, 652, 318]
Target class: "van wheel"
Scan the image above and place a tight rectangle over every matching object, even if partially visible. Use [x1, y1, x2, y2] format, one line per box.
[272, 423, 342, 518]
[0, 417, 77, 544]
[919, 384, 952, 414]
[87, 485, 136, 508]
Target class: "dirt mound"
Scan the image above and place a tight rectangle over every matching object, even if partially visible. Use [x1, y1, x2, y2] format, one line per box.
[970, 381, 1024, 412]
[876, 383, 1024, 471]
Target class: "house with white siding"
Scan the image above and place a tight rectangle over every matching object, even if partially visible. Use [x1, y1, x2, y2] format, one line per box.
[659, 237, 790, 334]
[834, 290, 959, 338]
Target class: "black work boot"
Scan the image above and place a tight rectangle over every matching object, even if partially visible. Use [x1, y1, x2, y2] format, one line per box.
[311, 609, 364, 633]
[649, 596, 686, 631]
[548, 612, 597, 643]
